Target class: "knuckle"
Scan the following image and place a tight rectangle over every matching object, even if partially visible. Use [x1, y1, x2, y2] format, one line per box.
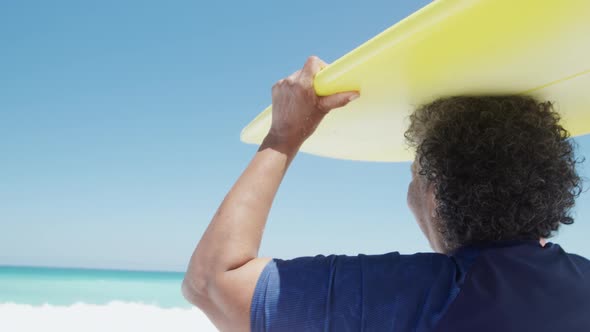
[314, 98, 326, 112]
[294, 82, 307, 92]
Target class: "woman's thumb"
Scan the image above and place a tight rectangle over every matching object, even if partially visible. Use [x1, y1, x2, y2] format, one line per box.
[318, 91, 360, 112]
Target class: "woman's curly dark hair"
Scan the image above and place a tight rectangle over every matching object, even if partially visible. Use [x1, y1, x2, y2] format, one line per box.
[404, 95, 584, 251]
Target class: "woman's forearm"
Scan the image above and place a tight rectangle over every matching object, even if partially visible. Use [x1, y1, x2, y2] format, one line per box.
[186, 134, 300, 283]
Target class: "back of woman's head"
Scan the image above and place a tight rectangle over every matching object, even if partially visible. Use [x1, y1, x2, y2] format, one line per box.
[405, 95, 584, 252]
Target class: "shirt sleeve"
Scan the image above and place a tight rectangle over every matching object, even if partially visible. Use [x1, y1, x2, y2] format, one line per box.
[250, 252, 460, 332]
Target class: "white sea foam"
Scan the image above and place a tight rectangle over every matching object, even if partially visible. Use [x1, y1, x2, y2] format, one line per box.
[0, 302, 218, 332]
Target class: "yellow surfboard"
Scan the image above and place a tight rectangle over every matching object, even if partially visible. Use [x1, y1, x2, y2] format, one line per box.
[241, 0, 590, 162]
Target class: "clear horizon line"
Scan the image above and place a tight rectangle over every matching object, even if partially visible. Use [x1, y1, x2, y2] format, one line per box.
[0, 264, 186, 274]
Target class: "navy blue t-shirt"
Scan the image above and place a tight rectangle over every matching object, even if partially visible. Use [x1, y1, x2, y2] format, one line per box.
[250, 241, 590, 331]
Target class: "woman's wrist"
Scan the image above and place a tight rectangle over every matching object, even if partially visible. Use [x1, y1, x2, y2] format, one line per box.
[260, 133, 302, 157]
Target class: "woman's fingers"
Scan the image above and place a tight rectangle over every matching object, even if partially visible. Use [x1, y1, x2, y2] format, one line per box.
[300, 56, 324, 83]
[318, 91, 360, 113]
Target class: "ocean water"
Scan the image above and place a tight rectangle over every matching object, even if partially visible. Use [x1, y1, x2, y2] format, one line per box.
[0, 266, 217, 331]
[0, 266, 189, 308]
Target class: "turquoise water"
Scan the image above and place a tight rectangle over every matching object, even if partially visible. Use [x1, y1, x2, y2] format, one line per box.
[0, 266, 190, 308]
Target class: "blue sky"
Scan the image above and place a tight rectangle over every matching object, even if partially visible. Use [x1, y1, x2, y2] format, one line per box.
[1, 0, 589, 271]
